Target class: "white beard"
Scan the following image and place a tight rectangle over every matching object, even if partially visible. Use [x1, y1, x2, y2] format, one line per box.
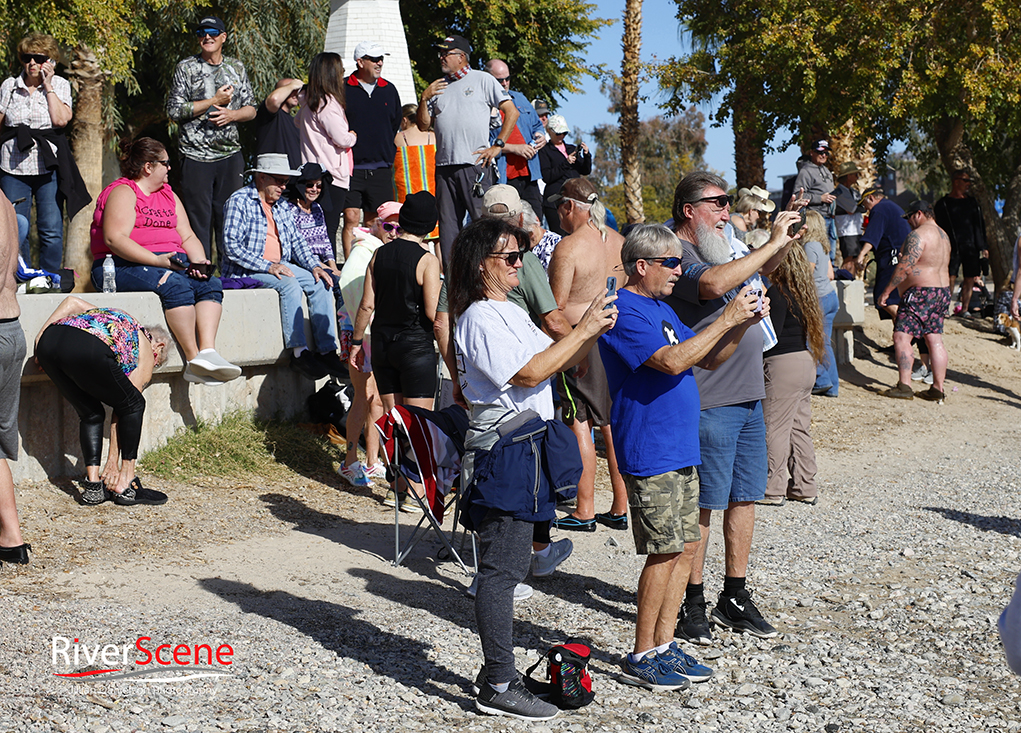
[695, 223, 733, 265]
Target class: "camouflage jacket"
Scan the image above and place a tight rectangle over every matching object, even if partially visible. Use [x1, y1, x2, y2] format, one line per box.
[166, 54, 255, 162]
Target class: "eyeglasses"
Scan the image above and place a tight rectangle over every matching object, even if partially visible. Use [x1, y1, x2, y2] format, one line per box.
[438, 50, 463, 59]
[687, 194, 732, 210]
[362, 55, 384, 64]
[381, 222, 402, 234]
[488, 250, 526, 266]
[267, 174, 290, 186]
[153, 159, 170, 168]
[472, 169, 487, 198]
[20, 54, 48, 65]
[305, 181, 322, 190]
[494, 76, 511, 84]
[626, 256, 682, 269]
[814, 150, 830, 156]
[196, 28, 224, 38]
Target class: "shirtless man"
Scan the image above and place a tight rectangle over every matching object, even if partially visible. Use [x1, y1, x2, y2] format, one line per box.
[547, 177, 628, 531]
[0, 194, 29, 565]
[878, 199, 951, 403]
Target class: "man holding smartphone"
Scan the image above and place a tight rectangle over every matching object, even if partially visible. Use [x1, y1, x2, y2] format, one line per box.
[166, 15, 256, 263]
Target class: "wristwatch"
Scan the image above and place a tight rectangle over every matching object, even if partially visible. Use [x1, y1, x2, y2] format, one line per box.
[493, 138, 506, 148]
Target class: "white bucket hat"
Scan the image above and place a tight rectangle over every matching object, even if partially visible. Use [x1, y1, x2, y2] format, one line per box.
[245, 153, 300, 177]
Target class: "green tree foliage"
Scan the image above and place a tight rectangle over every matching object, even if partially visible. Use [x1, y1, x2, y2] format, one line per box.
[401, 0, 611, 102]
[659, 0, 1021, 289]
[589, 99, 708, 224]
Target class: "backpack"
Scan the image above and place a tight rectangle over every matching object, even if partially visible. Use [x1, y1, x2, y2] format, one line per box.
[306, 379, 353, 432]
[525, 642, 595, 709]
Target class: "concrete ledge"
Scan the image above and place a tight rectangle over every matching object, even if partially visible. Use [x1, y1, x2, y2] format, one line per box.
[14, 290, 332, 482]
[833, 280, 865, 365]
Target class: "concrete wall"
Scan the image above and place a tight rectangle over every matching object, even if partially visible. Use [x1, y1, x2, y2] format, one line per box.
[14, 290, 329, 482]
[326, 0, 417, 106]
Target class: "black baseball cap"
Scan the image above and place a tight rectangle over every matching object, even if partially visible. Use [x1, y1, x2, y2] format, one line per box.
[195, 16, 227, 33]
[434, 35, 471, 55]
[902, 199, 933, 218]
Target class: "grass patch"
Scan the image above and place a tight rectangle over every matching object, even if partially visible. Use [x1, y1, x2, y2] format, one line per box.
[139, 411, 339, 483]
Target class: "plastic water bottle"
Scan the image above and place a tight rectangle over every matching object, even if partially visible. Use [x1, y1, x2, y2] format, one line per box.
[102, 254, 116, 293]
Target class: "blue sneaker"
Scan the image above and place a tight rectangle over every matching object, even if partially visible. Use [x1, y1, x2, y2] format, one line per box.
[618, 652, 691, 691]
[660, 642, 714, 682]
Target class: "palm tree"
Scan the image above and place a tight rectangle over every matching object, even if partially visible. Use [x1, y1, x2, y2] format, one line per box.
[620, 0, 645, 224]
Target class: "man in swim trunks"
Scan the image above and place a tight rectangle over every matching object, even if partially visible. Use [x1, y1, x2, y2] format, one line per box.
[878, 199, 951, 402]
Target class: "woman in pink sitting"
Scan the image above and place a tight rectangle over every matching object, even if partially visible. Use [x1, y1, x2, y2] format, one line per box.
[90, 137, 239, 385]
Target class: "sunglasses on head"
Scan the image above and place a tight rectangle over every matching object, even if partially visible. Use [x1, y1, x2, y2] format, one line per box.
[362, 55, 384, 64]
[488, 250, 526, 266]
[196, 28, 224, 37]
[20, 54, 48, 65]
[381, 222, 402, 233]
[687, 194, 732, 209]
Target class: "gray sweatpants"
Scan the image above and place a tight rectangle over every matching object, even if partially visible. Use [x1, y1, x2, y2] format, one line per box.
[475, 509, 533, 685]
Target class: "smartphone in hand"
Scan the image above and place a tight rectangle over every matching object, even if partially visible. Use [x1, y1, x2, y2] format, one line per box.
[605, 276, 617, 309]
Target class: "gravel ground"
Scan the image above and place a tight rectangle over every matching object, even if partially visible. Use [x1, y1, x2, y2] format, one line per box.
[2, 308, 1020, 732]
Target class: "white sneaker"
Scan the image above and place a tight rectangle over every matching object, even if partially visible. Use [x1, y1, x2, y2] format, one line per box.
[188, 350, 242, 382]
[184, 362, 225, 385]
[338, 461, 371, 487]
[466, 576, 533, 601]
[364, 462, 387, 479]
[531, 538, 573, 577]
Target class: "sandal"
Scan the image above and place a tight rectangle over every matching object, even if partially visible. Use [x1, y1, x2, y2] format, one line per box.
[552, 514, 597, 532]
[595, 511, 628, 530]
[113, 477, 168, 506]
[0, 542, 30, 564]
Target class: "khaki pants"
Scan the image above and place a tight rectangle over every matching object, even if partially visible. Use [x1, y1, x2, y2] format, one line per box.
[762, 350, 818, 499]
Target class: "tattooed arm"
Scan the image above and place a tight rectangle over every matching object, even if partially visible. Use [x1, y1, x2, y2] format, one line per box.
[878, 230, 923, 306]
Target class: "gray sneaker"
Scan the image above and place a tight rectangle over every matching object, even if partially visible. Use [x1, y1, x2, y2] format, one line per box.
[910, 364, 930, 382]
[187, 350, 241, 382]
[475, 677, 558, 721]
[531, 538, 573, 577]
[466, 576, 533, 602]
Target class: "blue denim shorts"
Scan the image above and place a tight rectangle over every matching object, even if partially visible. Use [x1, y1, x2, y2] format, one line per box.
[91, 254, 223, 311]
[696, 401, 767, 510]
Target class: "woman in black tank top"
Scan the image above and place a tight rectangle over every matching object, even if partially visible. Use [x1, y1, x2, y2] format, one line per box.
[350, 192, 441, 410]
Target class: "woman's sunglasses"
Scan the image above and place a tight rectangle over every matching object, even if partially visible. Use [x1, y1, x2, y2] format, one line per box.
[21, 54, 48, 65]
[488, 250, 526, 266]
[381, 222, 402, 234]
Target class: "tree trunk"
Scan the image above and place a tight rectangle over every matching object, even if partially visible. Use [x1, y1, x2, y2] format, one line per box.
[829, 119, 877, 188]
[933, 117, 1012, 295]
[66, 44, 105, 293]
[732, 79, 764, 190]
[619, 0, 644, 224]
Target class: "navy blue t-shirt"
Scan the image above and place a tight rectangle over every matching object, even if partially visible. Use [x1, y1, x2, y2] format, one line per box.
[598, 289, 701, 477]
[860, 198, 910, 267]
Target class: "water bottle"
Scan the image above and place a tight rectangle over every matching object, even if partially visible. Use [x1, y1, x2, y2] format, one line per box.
[102, 254, 116, 293]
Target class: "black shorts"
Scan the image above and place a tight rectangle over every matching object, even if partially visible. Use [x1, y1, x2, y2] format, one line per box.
[839, 235, 861, 259]
[370, 333, 437, 399]
[949, 247, 982, 279]
[346, 168, 396, 213]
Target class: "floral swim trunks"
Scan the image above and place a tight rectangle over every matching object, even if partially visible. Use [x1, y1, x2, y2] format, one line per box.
[894, 286, 951, 337]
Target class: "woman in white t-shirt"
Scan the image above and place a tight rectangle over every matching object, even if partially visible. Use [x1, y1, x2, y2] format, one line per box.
[447, 217, 615, 719]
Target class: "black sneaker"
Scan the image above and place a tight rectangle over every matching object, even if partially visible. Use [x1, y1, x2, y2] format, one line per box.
[315, 351, 348, 379]
[475, 677, 558, 721]
[291, 351, 329, 380]
[676, 597, 713, 645]
[711, 589, 778, 638]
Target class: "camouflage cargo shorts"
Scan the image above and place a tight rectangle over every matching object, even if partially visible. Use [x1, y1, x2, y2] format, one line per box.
[624, 467, 700, 555]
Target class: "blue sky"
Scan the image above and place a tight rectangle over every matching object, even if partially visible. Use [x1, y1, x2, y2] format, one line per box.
[555, 0, 798, 193]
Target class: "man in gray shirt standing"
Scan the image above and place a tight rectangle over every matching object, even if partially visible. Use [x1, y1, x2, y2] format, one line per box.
[166, 15, 256, 262]
[417, 34, 518, 267]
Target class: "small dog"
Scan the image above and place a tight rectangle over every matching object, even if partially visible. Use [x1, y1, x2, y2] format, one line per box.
[997, 312, 1021, 350]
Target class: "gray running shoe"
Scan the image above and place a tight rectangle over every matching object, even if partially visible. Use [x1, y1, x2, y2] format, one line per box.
[475, 677, 558, 721]
[531, 538, 573, 577]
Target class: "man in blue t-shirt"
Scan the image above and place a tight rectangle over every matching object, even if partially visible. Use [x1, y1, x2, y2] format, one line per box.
[856, 185, 911, 320]
[599, 224, 760, 692]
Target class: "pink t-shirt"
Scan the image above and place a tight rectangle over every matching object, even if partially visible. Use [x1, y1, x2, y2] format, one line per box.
[90, 178, 185, 258]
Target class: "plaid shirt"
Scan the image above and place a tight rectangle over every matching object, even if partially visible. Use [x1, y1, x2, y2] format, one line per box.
[0, 73, 73, 175]
[221, 184, 320, 279]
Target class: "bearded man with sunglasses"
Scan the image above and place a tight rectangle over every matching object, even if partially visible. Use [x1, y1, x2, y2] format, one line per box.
[167, 15, 256, 263]
[666, 171, 804, 646]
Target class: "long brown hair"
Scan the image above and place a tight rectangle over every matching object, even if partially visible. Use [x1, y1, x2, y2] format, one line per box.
[304, 52, 346, 113]
[769, 244, 826, 364]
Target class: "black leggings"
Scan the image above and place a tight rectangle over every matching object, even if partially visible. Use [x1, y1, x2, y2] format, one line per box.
[36, 325, 146, 465]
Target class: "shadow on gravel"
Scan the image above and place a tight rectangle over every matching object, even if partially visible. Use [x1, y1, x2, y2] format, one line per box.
[923, 507, 1021, 537]
[197, 577, 475, 710]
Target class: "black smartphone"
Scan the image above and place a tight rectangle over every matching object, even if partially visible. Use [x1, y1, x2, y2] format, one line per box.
[788, 208, 807, 237]
[605, 276, 617, 309]
[169, 253, 189, 269]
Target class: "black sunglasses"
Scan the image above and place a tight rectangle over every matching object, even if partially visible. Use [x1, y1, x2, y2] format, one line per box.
[196, 28, 224, 37]
[362, 55, 384, 63]
[626, 256, 682, 269]
[20, 54, 48, 65]
[494, 76, 511, 84]
[488, 250, 526, 266]
[687, 194, 732, 209]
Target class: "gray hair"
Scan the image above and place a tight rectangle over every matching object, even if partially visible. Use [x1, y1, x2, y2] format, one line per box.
[521, 201, 540, 228]
[145, 324, 174, 368]
[621, 224, 682, 276]
[672, 171, 729, 224]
